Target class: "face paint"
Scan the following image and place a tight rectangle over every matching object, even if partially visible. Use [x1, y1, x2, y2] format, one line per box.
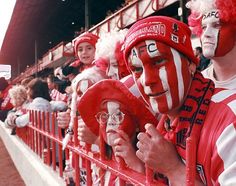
[107, 56, 119, 80]
[128, 40, 191, 114]
[201, 9, 236, 58]
[97, 101, 135, 146]
[105, 102, 121, 145]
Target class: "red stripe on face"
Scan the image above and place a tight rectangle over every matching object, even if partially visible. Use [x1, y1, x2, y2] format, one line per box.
[215, 23, 236, 57]
[155, 43, 180, 111]
[129, 40, 192, 113]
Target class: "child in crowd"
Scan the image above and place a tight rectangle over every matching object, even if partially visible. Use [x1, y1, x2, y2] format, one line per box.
[78, 79, 158, 185]
[55, 32, 99, 81]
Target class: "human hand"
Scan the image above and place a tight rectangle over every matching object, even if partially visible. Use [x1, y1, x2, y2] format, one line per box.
[113, 130, 144, 173]
[57, 110, 70, 129]
[5, 113, 17, 128]
[77, 117, 98, 144]
[136, 123, 183, 177]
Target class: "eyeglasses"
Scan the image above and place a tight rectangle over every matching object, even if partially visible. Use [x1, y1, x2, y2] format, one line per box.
[95, 111, 125, 125]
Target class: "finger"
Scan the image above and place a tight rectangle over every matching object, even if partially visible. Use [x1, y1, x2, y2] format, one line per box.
[145, 123, 161, 138]
[136, 140, 146, 152]
[113, 137, 125, 146]
[137, 132, 150, 143]
[115, 151, 125, 158]
[136, 149, 145, 162]
[117, 130, 129, 141]
[114, 145, 123, 152]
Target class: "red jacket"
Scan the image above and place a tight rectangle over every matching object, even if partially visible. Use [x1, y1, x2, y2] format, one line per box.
[1, 85, 13, 110]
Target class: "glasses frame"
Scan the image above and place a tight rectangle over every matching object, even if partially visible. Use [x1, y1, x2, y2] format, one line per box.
[95, 110, 125, 125]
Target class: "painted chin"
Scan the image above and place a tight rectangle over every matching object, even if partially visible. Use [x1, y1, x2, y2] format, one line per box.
[148, 90, 167, 98]
[107, 132, 119, 146]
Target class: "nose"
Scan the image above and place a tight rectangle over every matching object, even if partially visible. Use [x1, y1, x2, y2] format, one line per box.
[202, 26, 213, 38]
[143, 66, 158, 86]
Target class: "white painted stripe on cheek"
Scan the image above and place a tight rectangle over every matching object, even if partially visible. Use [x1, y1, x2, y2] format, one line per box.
[145, 40, 160, 58]
[150, 98, 159, 113]
[171, 48, 184, 102]
[159, 66, 172, 110]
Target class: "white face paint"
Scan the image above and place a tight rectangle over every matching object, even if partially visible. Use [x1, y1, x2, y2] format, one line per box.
[129, 40, 190, 114]
[106, 101, 120, 146]
[201, 10, 220, 58]
[107, 56, 119, 80]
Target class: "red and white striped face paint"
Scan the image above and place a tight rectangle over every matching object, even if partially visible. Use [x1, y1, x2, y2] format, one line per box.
[128, 40, 191, 114]
[201, 9, 236, 58]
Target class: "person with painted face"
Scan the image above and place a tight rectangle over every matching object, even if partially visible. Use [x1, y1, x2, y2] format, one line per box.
[78, 79, 158, 185]
[123, 16, 236, 185]
[94, 30, 130, 80]
[186, 0, 236, 89]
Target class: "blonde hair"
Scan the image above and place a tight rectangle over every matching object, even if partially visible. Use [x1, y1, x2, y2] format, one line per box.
[95, 29, 128, 60]
[9, 85, 27, 106]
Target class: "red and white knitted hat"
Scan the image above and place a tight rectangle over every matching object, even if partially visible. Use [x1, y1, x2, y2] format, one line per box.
[78, 79, 158, 137]
[73, 32, 99, 52]
[123, 16, 198, 65]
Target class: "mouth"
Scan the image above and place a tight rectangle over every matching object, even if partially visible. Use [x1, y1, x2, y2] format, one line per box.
[203, 42, 215, 46]
[106, 130, 117, 134]
[148, 90, 167, 98]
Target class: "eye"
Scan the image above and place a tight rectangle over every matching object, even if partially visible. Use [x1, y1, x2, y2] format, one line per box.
[154, 58, 167, 65]
[212, 22, 221, 29]
[201, 25, 206, 31]
[131, 66, 143, 74]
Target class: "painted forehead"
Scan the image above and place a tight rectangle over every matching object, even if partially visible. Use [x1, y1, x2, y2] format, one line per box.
[202, 9, 219, 23]
[129, 40, 171, 65]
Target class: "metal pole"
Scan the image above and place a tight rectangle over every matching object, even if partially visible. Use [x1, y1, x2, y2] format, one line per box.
[85, 0, 90, 30]
[179, 0, 188, 24]
[35, 40, 38, 77]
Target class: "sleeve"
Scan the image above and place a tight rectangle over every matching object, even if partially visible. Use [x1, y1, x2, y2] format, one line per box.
[211, 122, 236, 185]
[15, 113, 29, 128]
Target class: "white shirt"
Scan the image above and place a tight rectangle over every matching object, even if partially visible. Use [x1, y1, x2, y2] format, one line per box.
[15, 97, 51, 127]
[202, 64, 236, 89]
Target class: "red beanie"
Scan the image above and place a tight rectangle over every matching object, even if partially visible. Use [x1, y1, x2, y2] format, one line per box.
[74, 32, 99, 52]
[78, 79, 158, 137]
[123, 16, 198, 65]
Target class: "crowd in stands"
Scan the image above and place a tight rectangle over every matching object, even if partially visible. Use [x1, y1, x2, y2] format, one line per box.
[1, 0, 236, 185]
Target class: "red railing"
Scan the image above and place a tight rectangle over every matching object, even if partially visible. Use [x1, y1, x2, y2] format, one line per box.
[15, 110, 166, 186]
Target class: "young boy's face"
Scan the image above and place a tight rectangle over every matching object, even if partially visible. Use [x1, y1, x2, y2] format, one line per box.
[128, 40, 191, 114]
